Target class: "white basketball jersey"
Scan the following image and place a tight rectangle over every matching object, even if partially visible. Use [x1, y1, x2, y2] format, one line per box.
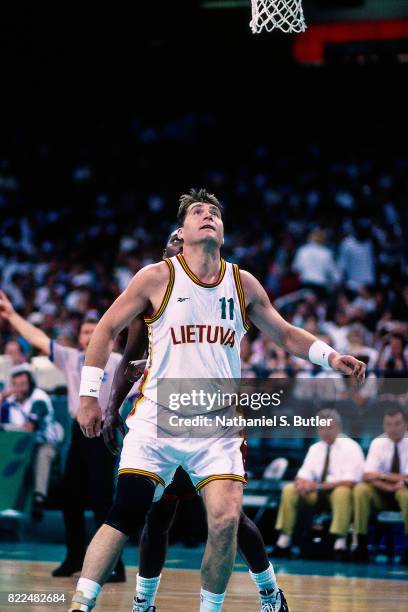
[134, 253, 250, 409]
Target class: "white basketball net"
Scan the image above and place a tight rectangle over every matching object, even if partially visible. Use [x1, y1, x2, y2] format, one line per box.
[250, 0, 306, 34]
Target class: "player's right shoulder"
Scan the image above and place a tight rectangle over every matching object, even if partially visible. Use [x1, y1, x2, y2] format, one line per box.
[126, 260, 171, 297]
[136, 260, 170, 286]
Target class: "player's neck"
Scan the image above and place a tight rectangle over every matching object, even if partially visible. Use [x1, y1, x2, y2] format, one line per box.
[181, 246, 221, 283]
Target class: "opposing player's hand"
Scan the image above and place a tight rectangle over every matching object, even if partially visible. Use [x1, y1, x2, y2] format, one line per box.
[125, 359, 147, 382]
[329, 354, 366, 383]
[0, 290, 15, 320]
[102, 410, 126, 455]
[77, 396, 103, 437]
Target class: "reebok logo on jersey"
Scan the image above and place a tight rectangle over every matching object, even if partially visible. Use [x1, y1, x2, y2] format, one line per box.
[170, 324, 236, 347]
[177, 297, 190, 302]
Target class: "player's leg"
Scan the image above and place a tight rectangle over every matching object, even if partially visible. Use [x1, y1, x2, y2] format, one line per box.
[200, 479, 243, 611]
[135, 467, 195, 611]
[134, 496, 179, 611]
[238, 511, 289, 611]
[86, 429, 126, 582]
[69, 474, 156, 612]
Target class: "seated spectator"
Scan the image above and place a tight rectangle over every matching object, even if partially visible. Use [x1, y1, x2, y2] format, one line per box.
[314, 370, 348, 402]
[346, 355, 378, 407]
[338, 221, 375, 291]
[273, 409, 364, 560]
[352, 406, 408, 564]
[292, 229, 339, 297]
[0, 364, 63, 520]
[344, 323, 378, 369]
[4, 340, 28, 365]
[378, 332, 408, 373]
[377, 334, 408, 402]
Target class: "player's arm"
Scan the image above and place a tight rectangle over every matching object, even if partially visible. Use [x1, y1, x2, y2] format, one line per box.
[240, 271, 366, 381]
[78, 261, 168, 438]
[103, 315, 148, 454]
[0, 290, 51, 355]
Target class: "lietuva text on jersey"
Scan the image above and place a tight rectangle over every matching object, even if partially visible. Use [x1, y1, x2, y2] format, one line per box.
[170, 325, 236, 347]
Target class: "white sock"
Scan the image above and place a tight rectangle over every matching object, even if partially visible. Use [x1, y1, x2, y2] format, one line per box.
[199, 588, 225, 611]
[334, 537, 347, 551]
[249, 563, 278, 604]
[136, 574, 161, 607]
[75, 578, 101, 603]
[276, 533, 291, 549]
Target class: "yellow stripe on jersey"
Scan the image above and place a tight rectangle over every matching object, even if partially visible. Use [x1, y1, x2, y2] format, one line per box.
[128, 391, 145, 418]
[195, 474, 247, 491]
[177, 253, 226, 288]
[232, 264, 250, 331]
[118, 468, 165, 487]
[144, 258, 175, 324]
[128, 328, 153, 417]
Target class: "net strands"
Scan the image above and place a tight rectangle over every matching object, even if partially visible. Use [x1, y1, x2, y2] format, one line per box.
[250, 0, 306, 34]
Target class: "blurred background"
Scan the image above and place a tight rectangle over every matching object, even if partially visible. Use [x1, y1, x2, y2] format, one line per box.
[0, 0, 407, 565]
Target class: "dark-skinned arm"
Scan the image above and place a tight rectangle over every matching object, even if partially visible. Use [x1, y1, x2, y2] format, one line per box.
[102, 315, 148, 454]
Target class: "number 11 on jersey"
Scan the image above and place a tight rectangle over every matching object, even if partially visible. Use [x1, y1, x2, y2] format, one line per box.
[219, 297, 234, 320]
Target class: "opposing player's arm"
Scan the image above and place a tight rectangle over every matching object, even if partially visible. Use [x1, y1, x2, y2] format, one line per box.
[108, 316, 148, 413]
[103, 316, 148, 454]
[240, 270, 365, 381]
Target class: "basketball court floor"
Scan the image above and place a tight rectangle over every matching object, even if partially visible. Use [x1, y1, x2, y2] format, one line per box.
[1, 542, 407, 611]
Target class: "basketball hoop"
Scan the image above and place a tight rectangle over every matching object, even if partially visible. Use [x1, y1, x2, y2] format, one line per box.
[250, 0, 306, 34]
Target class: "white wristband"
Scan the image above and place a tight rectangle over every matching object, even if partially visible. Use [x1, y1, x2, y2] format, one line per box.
[79, 366, 104, 398]
[308, 340, 336, 370]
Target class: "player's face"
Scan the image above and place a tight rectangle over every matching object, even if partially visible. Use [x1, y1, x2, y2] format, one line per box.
[164, 231, 183, 258]
[12, 373, 31, 401]
[179, 202, 224, 249]
[78, 322, 98, 350]
[384, 413, 407, 442]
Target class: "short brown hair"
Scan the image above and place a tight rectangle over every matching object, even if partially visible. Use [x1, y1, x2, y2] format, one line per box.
[177, 188, 223, 225]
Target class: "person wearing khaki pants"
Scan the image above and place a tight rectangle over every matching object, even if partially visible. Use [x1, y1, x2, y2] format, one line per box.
[353, 406, 408, 563]
[274, 408, 365, 560]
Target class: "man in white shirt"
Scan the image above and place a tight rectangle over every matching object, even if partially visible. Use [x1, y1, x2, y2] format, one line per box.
[274, 408, 365, 560]
[292, 228, 340, 295]
[0, 290, 126, 581]
[353, 406, 408, 563]
[337, 222, 375, 291]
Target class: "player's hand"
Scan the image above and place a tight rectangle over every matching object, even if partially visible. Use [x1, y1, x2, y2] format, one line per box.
[0, 290, 15, 320]
[329, 354, 366, 383]
[125, 359, 147, 382]
[77, 396, 103, 437]
[102, 410, 126, 455]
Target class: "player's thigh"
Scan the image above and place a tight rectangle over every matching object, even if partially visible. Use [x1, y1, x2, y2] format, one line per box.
[119, 430, 179, 500]
[186, 437, 246, 493]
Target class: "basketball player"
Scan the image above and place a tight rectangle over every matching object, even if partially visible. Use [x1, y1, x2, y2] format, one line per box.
[103, 231, 288, 611]
[71, 189, 366, 612]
